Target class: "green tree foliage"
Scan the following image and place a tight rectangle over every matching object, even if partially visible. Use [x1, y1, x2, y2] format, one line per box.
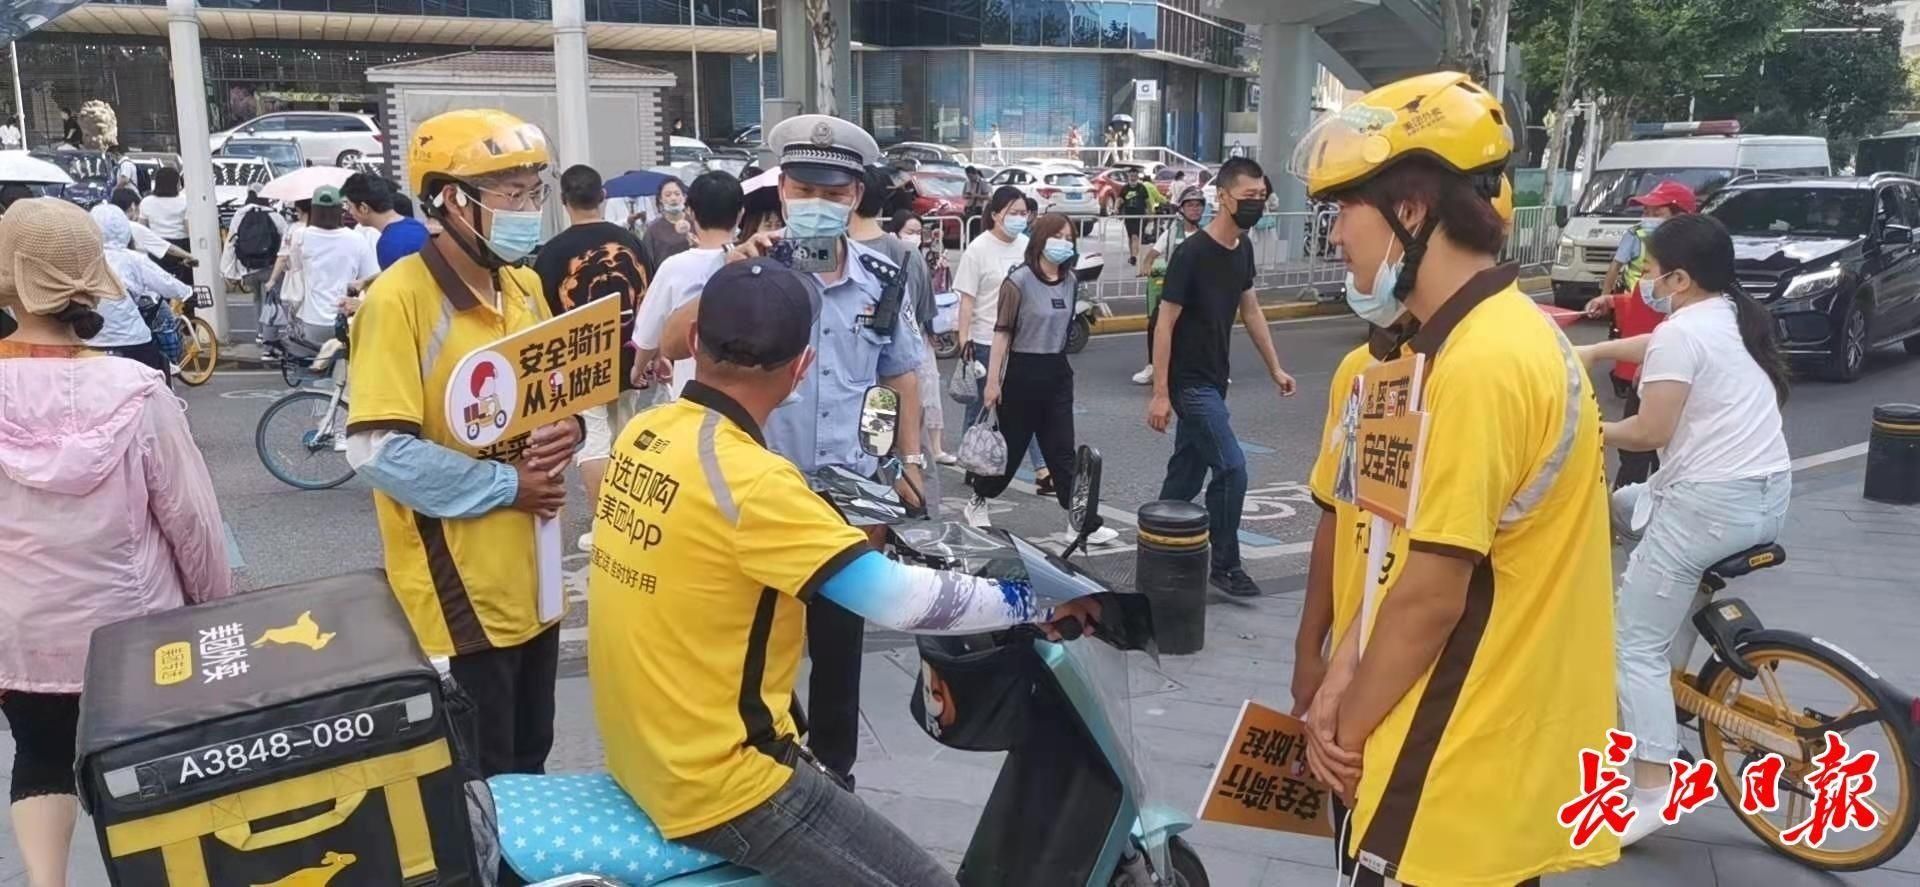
[1514, 0, 1908, 150]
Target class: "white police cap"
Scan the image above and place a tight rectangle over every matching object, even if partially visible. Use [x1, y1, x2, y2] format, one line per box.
[767, 115, 879, 187]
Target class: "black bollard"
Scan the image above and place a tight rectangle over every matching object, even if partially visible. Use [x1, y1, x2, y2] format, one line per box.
[1864, 403, 1920, 505]
[1136, 500, 1211, 654]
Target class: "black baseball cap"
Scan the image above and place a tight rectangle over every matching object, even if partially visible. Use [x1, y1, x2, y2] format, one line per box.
[696, 257, 819, 368]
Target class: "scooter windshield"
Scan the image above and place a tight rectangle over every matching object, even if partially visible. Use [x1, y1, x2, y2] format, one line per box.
[895, 522, 1103, 607]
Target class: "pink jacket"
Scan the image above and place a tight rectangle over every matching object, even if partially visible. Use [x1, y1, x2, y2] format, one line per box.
[0, 356, 233, 693]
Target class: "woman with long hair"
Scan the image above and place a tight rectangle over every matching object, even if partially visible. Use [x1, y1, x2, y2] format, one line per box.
[0, 198, 231, 887]
[966, 212, 1119, 544]
[1576, 212, 1792, 846]
[642, 177, 693, 266]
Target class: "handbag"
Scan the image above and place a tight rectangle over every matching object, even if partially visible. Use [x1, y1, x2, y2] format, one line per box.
[956, 408, 1007, 477]
[947, 356, 981, 404]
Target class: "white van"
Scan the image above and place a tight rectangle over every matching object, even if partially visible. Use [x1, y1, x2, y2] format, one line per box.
[1550, 133, 1829, 306]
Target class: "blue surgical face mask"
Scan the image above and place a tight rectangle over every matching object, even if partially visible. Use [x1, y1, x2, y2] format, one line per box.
[1642, 216, 1665, 231]
[784, 197, 853, 239]
[483, 207, 543, 263]
[1003, 214, 1029, 236]
[1343, 245, 1407, 327]
[1640, 272, 1674, 314]
[1043, 238, 1075, 264]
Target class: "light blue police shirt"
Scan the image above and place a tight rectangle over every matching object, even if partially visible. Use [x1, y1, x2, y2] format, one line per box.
[765, 237, 926, 476]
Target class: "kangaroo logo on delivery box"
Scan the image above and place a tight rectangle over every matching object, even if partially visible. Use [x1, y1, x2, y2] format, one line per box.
[252, 611, 336, 651]
[453, 353, 515, 448]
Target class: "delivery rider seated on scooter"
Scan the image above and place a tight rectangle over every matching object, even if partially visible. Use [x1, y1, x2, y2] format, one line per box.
[587, 256, 1098, 887]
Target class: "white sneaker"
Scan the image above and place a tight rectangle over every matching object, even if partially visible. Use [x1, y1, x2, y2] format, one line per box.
[1619, 782, 1670, 848]
[1067, 516, 1121, 545]
[1131, 364, 1154, 385]
[963, 496, 993, 528]
[934, 451, 959, 466]
[577, 531, 594, 553]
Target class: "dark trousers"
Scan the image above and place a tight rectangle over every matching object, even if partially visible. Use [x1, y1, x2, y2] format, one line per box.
[1614, 385, 1660, 489]
[970, 352, 1075, 510]
[806, 598, 866, 785]
[106, 339, 172, 387]
[161, 237, 194, 288]
[445, 623, 560, 778]
[1159, 384, 1247, 571]
[1, 691, 80, 802]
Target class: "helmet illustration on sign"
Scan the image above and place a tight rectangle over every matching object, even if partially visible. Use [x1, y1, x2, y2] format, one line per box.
[452, 352, 516, 448]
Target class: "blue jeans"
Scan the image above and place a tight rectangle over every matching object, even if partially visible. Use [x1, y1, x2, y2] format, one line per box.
[680, 758, 958, 887]
[1612, 472, 1791, 763]
[962, 341, 1045, 474]
[1158, 385, 1246, 571]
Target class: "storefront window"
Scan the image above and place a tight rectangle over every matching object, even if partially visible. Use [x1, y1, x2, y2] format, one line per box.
[1010, 0, 1041, 45]
[1130, 2, 1155, 51]
[982, 0, 1012, 44]
[1069, 2, 1099, 48]
[1040, 1, 1070, 48]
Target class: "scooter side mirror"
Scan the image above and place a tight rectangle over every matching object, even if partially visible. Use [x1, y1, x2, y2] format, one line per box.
[858, 385, 900, 458]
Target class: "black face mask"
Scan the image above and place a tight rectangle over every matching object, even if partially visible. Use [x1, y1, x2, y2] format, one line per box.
[1229, 196, 1265, 230]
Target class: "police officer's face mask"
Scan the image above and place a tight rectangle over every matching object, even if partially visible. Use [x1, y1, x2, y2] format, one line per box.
[779, 347, 817, 406]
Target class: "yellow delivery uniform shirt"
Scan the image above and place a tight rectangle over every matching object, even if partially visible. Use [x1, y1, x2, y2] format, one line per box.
[346, 247, 557, 656]
[590, 382, 870, 838]
[1337, 266, 1619, 886]
[1310, 336, 1412, 645]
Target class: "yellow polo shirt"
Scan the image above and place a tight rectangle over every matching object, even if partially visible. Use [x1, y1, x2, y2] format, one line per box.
[1309, 339, 1411, 646]
[1334, 267, 1619, 885]
[590, 382, 870, 839]
[346, 246, 557, 656]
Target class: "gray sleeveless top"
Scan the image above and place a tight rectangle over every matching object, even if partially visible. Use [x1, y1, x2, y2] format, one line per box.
[994, 264, 1075, 354]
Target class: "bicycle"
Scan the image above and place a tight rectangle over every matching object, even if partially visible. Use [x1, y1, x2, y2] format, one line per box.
[1671, 542, 1919, 870]
[170, 287, 219, 386]
[254, 338, 353, 490]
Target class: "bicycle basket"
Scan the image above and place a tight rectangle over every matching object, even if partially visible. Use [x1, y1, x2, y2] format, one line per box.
[908, 634, 1033, 752]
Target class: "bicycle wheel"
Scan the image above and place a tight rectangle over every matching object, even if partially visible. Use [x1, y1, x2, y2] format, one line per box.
[1696, 634, 1919, 871]
[176, 316, 218, 386]
[255, 390, 355, 490]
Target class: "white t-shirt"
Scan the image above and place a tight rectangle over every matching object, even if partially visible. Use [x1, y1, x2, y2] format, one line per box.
[138, 195, 189, 239]
[953, 230, 1028, 345]
[279, 220, 307, 258]
[291, 227, 380, 327]
[128, 219, 172, 260]
[630, 246, 728, 399]
[1639, 296, 1792, 486]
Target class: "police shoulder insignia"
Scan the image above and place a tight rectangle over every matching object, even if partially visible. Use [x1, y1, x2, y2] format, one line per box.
[858, 253, 901, 285]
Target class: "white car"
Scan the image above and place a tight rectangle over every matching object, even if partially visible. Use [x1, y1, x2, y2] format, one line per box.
[990, 164, 1100, 220]
[210, 112, 383, 168]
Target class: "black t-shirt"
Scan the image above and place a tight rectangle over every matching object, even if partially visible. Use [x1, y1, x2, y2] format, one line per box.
[533, 221, 652, 390]
[1120, 183, 1153, 214]
[1162, 228, 1254, 391]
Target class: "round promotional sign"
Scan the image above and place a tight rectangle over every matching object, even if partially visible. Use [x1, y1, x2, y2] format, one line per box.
[446, 350, 517, 449]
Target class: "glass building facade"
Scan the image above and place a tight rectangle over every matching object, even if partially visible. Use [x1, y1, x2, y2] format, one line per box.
[5, 0, 1250, 159]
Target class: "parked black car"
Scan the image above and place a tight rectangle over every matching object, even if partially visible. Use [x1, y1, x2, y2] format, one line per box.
[1704, 173, 1920, 381]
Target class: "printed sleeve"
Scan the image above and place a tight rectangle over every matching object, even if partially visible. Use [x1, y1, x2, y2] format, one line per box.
[345, 284, 426, 435]
[1405, 361, 1529, 562]
[1637, 323, 1702, 385]
[736, 467, 872, 600]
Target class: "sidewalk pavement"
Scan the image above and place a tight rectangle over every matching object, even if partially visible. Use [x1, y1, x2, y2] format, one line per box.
[6, 460, 1912, 886]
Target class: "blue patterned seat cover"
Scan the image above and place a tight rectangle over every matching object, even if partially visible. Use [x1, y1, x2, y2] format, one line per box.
[491, 772, 730, 883]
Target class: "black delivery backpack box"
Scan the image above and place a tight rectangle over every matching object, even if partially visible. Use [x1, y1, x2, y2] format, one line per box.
[75, 571, 480, 886]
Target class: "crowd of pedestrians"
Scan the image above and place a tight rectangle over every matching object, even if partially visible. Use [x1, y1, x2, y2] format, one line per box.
[0, 67, 1825, 887]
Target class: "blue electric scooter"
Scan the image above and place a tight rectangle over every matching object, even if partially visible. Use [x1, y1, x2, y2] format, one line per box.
[491, 386, 1206, 887]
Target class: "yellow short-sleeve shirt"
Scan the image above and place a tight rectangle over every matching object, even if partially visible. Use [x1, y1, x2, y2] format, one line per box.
[346, 247, 557, 656]
[1343, 268, 1619, 886]
[590, 381, 870, 839]
[1308, 341, 1412, 646]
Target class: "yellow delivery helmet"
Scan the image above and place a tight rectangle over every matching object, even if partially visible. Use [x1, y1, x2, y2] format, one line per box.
[1289, 71, 1511, 199]
[407, 109, 551, 199]
[1493, 174, 1513, 224]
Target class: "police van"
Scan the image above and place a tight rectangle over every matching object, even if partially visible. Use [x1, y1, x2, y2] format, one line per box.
[1550, 123, 1829, 307]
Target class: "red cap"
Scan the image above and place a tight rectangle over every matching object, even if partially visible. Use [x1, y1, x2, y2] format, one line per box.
[1629, 180, 1699, 214]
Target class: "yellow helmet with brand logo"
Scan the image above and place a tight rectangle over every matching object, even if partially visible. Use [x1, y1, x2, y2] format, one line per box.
[1289, 71, 1511, 199]
[407, 109, 551, 200]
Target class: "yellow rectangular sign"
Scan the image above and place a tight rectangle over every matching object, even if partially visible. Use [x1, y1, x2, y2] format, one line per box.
[1198, 701, 1335, 837]
[443, 295, 622, 452]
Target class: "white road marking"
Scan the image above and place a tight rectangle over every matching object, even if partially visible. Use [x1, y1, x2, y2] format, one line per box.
[1790, 442, 1869, 473]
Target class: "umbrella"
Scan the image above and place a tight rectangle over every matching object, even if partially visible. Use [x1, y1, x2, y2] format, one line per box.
[0, 151, 74, 185]
[1109, 113, 1134, 126]
[258, 165, 353, 202]
[741, 165, 780, 195]
[605, 169, 674, 199]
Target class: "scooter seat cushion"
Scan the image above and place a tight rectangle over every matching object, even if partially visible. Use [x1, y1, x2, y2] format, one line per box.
[491, 773, 729, 882]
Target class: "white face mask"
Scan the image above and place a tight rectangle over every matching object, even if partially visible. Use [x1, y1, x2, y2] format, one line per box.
[899, 232, 922, 248]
